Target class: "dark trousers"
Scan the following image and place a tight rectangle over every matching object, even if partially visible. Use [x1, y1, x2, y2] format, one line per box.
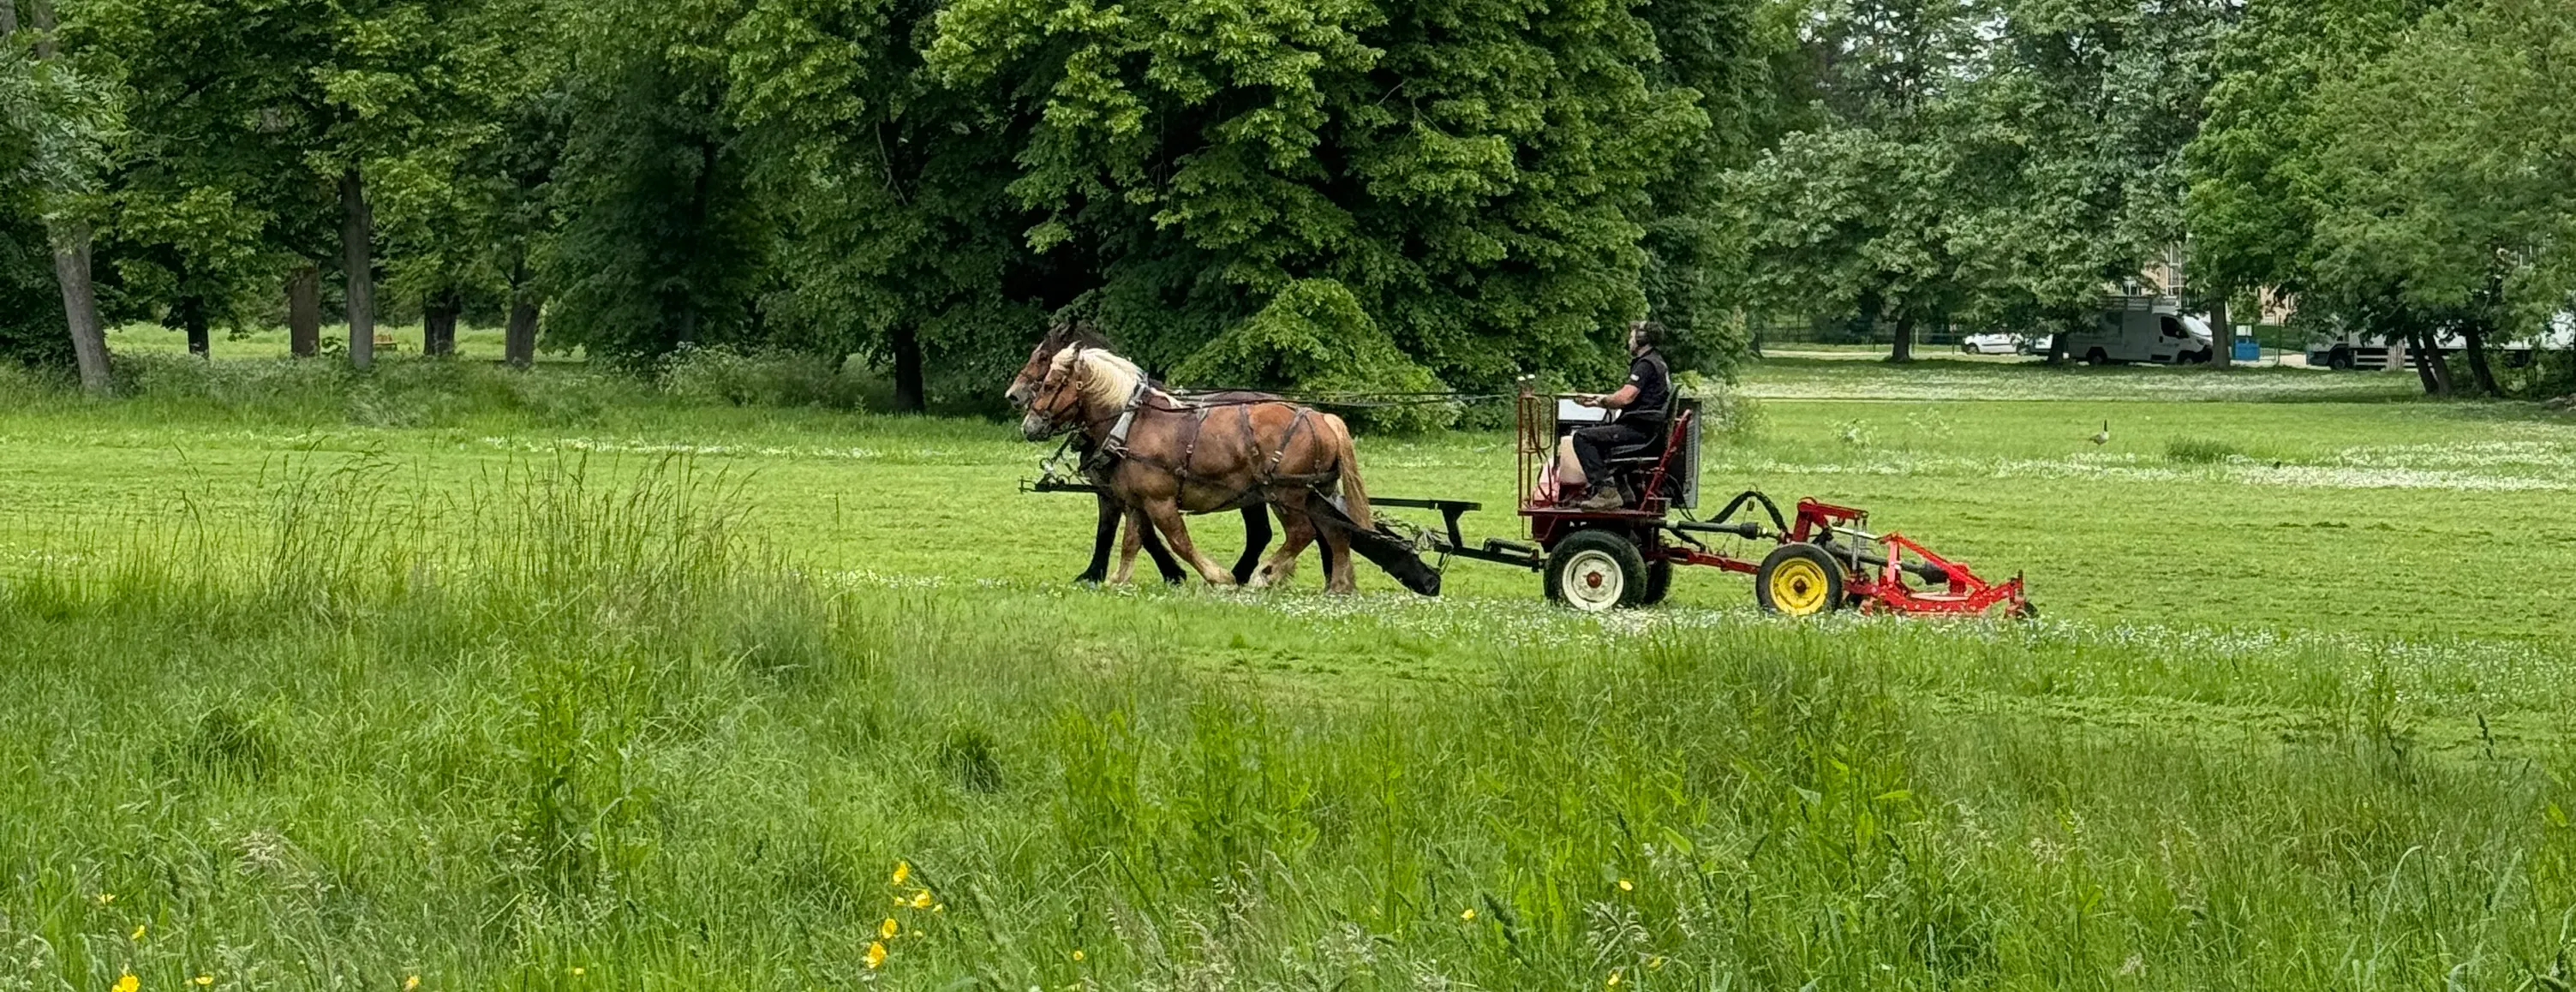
[1571, 421, 1656, 488]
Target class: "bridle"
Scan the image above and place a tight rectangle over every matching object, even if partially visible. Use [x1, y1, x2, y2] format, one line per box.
[1026, 348, 1161, 454]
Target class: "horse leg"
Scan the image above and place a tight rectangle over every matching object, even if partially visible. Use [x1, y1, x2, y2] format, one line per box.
[1139, 513, 1187, 585]
[1079, 493, 1120, 583]
[1320, 523, 1357, 595]
[1111, 507, 1148, 585]
[1142, 499, 1235, 586]
[1230, 504, 1272, 585]
[1255, 502, 1317, 589]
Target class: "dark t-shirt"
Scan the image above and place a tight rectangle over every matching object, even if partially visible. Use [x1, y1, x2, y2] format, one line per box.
[1622, 351, 1671, 427]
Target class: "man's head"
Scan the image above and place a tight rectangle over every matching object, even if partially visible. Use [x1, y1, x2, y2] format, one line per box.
[1628, 320, 1666, 356]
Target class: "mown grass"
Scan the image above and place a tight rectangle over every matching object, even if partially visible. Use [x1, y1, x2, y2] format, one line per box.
[2, 353, 2570, 640]
[4, 460, 2573, 990]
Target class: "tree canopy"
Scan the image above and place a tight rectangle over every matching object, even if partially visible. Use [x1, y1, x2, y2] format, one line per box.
[1, 0, 2568, 403]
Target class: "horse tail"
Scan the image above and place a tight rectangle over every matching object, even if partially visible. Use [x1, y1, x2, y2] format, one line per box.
[1325, 412, 1373, 531]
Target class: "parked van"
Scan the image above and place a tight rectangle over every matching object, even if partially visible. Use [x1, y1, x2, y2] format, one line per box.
[2057, 295, 2215, 365]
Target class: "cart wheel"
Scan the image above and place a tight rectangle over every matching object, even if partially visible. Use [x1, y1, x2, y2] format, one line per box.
[1755, 543, 1846, 617]
[2009, 600, 2039, 620]
[1637, 558, 1673, 607]
[1544, 529, 1647, 613]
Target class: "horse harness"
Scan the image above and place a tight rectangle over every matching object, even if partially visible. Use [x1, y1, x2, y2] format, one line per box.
[1082, 384, 1340, 509]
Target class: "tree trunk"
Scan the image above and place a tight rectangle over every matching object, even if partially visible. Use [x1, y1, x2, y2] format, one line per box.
[422, 291, 458, 357]
[2209, 296, 2232, 368]
[181, 296, 211, 357]
[288, 262, 322, 357]
[1, 0, 19, 38]
[891, 325, 925, 413]
[1887, 308, 1916, 363]
[2409, 329, 2450, 396]
[505, 295, 540, 369]
[340, 170, 376, 369]
[2461, 323, 2500, 397]
[53, 224, 110, 394]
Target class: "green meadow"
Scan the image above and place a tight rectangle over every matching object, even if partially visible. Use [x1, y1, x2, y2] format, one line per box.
[3, 350, 2573, 989]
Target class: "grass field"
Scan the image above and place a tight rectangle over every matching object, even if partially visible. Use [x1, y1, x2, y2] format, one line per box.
[3, 350, 2573, 989]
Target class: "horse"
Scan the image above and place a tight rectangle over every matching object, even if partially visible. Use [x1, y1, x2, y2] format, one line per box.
[1007, 324, 1272, 585]
[1019, 345, 1374, 592]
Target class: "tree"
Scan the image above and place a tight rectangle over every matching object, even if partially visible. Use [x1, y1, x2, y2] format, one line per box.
[1949, 0, 2230, 359]
[374, 0, 566, 362]
[927, 0, 1715, 407]
[546, 0, 772, 366]
[725, 0, 1053, 410]
[2306, 0, 2575, 397]
[2186, 0, 2461, 391]
[1719, 0, 1985, 363]
[2, 0, 118, 391]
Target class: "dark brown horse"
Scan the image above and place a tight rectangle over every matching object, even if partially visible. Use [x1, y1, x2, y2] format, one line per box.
[1007, 324, 1270, 585]
[1019, 346, 1375, 591]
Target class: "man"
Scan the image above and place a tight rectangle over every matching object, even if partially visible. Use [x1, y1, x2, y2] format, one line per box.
[1563, 320, 1672, 511]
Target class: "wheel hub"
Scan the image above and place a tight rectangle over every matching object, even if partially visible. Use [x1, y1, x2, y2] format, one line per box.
[1563, 550, 1623, 611]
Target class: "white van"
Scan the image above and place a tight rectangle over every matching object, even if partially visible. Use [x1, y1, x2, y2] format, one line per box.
[2058, 296, 2215, 365]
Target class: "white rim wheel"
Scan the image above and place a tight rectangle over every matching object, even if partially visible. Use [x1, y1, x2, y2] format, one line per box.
[1561, 549, 1625, 612]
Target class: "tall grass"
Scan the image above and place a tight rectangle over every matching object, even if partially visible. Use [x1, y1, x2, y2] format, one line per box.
[1, 462, 2572, 989]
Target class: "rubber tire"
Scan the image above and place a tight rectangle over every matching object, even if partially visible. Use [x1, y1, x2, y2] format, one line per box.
[1637, 558, 1674, 607]
[1754, 543, 1847, 617]
[2084, 348, 2110, 366]
[1544, 529, 1648, 613]
[2328, 348, 2354, 371]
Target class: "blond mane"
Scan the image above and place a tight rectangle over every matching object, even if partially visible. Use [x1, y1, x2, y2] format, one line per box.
[1049, 347, 1159, 411]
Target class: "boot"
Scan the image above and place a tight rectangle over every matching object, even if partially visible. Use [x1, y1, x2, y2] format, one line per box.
[1575, 485, 1625, 511]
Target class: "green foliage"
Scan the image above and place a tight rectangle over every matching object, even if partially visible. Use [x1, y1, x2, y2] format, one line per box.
[1172, 278, 1453, 431]
[546, 0, 774, 364]
[2307, 0, 2575, 335]
[929, 0, 1719, 394]
[656, 344, 870, 409]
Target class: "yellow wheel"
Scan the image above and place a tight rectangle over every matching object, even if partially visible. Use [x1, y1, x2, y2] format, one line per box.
[1754, 543, 1846, 617]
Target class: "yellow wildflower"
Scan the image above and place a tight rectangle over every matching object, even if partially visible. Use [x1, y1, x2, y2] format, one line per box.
[1071, 950, 1085, 962]
[880, 917, 900, 940]
[1460, 907, 1476, 921]
[133, 923, 147, 941]
[931, 904, 945, 914]
[1617, 879, 1633, 892]
[195, 976, 214, 987]
[95, 893, 115, 905]
[569, 967, 583, 977]
[865, 941, 888, 970]
[1649, 957, 1665, 970]
[891, 861, 911, 886]
[1606, 968, 1623, 987]
[910, 889, 934, 909]
[405, 977, 421, 990]
[115, 976, 137, 992]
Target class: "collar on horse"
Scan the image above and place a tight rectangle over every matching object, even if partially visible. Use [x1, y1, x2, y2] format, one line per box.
[1103, 376, 1151, 456]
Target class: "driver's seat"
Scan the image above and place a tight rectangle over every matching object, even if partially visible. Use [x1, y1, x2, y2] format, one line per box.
[1600, 390, 1681, 465]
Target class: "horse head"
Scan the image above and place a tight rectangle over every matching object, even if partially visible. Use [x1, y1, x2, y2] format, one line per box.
[1006, 321, 1110, 408]
[1020, 346, 1149, 442]
[1019, 346, 1092, 441]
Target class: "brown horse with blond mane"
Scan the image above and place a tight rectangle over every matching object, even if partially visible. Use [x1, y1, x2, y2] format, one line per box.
[1006, 324, 1274, 585]
[1019, 344, 1374, 592]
